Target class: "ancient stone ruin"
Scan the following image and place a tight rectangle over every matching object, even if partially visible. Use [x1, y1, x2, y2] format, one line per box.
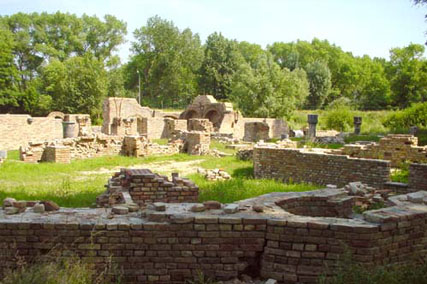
[1, 179, 426, 283]
[96, 168, 199, 208]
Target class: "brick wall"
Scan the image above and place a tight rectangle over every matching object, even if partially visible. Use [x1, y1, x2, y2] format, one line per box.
[409, 163, 427, 191]
[254, 146, 391, 188]
[1, 189, 426, 283]
[0, 114, 63, 150]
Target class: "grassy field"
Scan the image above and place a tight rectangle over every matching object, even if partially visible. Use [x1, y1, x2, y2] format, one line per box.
[0, 146, 319, 207]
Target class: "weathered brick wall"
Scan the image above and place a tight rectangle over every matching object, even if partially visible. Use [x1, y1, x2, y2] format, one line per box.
[337, 134, 427, 167]
[1, 189, 426, 283]
[0, 114, 63, 150]
[20, 135, 123, 163]
[409, 163, 427, 190]
[139, 117, 168, 139]
[254, 146, 391, 188]
[44, 146, 71, 163]
[243, 122, 270, 142]
[188, 119, 214, 133]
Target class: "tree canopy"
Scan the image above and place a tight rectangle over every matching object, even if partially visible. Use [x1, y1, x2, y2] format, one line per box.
[0, 13, 426, 121]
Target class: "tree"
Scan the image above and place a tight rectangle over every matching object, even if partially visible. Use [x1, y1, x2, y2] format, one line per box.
[41, 54, 107, 119]
[230, 52, 309, 119]
[0, 26, 21, 111]
[199, 32, 243, 100]
[130, 16, 203, 107]
[386, 44, 427, 108]
[305, 61, 332, 109]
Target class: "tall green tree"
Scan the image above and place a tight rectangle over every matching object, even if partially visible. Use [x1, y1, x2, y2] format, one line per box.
[41, 54, 107, 119]
[386, 44, 427, 108]
[199, 32, 243, 100]
[0, 26, 21, 111]
[304, 61, 332, 109]
[130, 16, 203, 107]
[230, 52, 309, 119]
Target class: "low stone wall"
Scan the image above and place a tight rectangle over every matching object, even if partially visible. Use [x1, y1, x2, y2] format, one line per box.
[409, 163, 427, 191]
[1, 189, 426, 283]
[336, 134, 427, 167]
[0, 114, 63, 150]
[97, 168, 198, 207]
[122, 136, 181, 158]
[188, 119, 214, 133]
[254, 146, 391, 188]
[20, 135, 123, 163]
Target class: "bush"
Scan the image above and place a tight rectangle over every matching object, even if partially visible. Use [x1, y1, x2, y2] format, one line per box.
[383, 102, 427, 130]
[325, 106, 353, 132]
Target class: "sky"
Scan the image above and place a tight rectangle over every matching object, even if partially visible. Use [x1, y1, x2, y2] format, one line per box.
[1, 0, 426, 62]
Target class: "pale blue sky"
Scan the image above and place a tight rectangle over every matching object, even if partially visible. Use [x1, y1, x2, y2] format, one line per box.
[1, 0, 426, 62]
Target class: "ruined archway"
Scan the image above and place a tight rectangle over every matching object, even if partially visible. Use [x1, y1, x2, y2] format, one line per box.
[47, 111, 65, 120]
[182, 110, 199, 120]
[204, 109, 222, 130]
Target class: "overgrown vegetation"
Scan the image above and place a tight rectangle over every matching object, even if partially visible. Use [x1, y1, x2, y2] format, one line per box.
[1, 251, 121, 284]
[319, 249, 427, 284]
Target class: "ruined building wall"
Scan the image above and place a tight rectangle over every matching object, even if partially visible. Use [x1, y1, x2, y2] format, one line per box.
[253, 146, 391, 188]
[337, 134, 427, 167]
[409, 163, 427, 191]
[0, 114, 63, 150]
[1, 189, 426, 283]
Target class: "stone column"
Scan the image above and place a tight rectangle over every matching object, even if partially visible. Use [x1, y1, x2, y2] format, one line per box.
[354, 116, 362, 135]
[62, 121, 76, 138]
[307, 114, 318, 140]
[409, 126, 418, 136]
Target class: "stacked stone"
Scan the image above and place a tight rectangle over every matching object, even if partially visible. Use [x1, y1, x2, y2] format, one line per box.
[44, 146, 71, 163]
[337, 134, 427, 167]
[188, 119, 214, 133]
[98, 169, 199, 206]
[236, 149, 253, 161]
[19, 141, 46, 163]
[185, 131, 211, 155]
[409, 163, 427, 191]
[253, 146, 391, 188]
[277, 195, 354, 218]
[197, 168, 232, 181]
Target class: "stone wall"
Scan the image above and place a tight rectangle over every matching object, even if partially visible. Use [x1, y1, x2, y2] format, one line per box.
[122, 136, 181, 158]
[0, 114, 63, 150]
[254, 146, 391, 188]
[44, 146, 71, 163]
[336, 134, 427, 167]
[97, 168, 198, 207]
[188, 119, 214, 133]
[20, 135, 123, 163]
[139, 117, 168, 139]
[243, 122, 270, 142]
[1, 189, 426, 283]
[409, 163, 427, 191]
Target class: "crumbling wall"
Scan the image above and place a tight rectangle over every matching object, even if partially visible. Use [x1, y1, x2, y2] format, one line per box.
[0, 114, 63, 150]
[1, 189, 426, 283]
[188, 118, 214, 132]
[97, 168, 198, 206]
[164, 118, 187, 138]
[254, 146, 391, 188]
[243, 122, 270, 142]
[122, 136, 181, 157]
[138, 117, 168, 139]
[337, 134, 427, 167]
[409, 163, 427, 191]
[20, 135, 123, 163]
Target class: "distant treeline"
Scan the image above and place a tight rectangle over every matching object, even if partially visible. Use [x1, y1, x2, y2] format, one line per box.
[0, 13, 426, 121]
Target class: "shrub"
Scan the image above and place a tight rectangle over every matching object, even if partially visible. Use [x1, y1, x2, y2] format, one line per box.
[383, 102, 427, 130]
[325, 106, 353, 132]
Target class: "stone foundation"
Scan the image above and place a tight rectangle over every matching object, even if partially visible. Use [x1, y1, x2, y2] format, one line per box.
[336, 134, 427, 167]
[254, 146, 391, 188]
[20, 135, 123, 163]
[1, 188, 426, 283]
[409, 163, 427, 191]
[44, 146, 71, 163]
[97, 168, 198, 207]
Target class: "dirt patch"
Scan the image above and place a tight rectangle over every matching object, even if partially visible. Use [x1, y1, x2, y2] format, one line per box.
[79, 159, 205, 178]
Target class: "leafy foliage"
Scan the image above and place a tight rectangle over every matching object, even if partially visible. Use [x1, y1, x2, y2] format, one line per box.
[383, 102, 427, 129]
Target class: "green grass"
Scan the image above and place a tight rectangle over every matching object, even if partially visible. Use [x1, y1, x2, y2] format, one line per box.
[209, 140, 237, 155]
[0, 152, 201, 207]
[0, 150, 318, 208]
[152, 138, 169, 145]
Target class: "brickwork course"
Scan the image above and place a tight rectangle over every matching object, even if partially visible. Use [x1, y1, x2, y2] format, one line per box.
[336, 134, 427, 167]
[1, 188, 426, 283]
[254, 145, 391, 188]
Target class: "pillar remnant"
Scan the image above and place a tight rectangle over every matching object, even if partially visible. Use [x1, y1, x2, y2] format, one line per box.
[62, 121, 76, 138]
[409, 126, 418, 136]
[307, 114, 318, 140]
[354, 116, 362, 135]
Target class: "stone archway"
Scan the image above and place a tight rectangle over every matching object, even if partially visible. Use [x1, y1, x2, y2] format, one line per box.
[47, 111, 65, 120]
[204, 109, 222, 130]
[183, 110, 199, 120]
